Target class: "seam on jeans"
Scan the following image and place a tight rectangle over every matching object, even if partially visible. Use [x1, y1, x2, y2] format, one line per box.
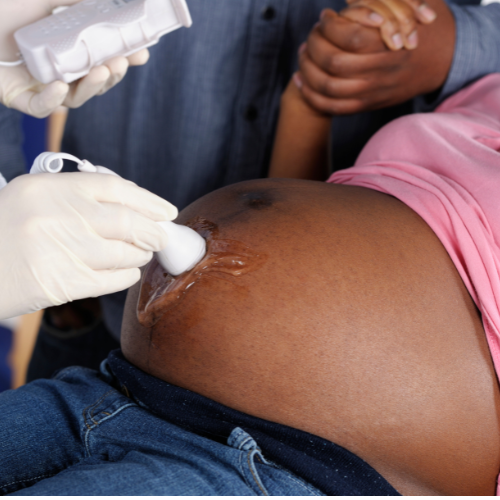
[0, 473, 55, 490]
[247, 451, 268, 496]
[237, 435, 254, 450]
[237, 449, 257, 493]
[89, 390, 118, 425]
[237, 450, 247, 482]
[82, 390, 116, 429]
[83, 402, 136, 457]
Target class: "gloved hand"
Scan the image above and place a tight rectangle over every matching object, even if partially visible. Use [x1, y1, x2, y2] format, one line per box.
[0, 172, 178, 320]
[0, 0, 150, 118]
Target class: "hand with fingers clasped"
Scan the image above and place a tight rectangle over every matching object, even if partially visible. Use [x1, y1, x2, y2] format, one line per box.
[294, 0, 455, 115]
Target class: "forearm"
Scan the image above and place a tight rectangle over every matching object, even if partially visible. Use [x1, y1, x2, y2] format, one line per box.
[269, 81, 332, 181]
[416, 2, 500, 110]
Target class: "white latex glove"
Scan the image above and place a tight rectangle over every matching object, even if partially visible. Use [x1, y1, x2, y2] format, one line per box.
[0, 172, 178, 320]
[0, 0, 150, 118]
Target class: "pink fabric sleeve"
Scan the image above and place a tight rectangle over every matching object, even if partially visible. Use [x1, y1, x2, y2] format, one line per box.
[328, 75, 500, 426]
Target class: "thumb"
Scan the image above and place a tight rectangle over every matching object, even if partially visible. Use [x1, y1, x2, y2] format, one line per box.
[11, 81, 69, 118]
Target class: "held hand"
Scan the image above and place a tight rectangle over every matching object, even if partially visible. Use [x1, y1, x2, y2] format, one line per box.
[341, 0, 437, 50]
[0, 0, 150, 118]
[295, 0, 455, 115]
[0, 173, 178, 320]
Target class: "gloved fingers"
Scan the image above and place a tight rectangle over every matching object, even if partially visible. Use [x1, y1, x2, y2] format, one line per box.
[126, 48, 150, 66]
[77, 268, 142, 299]
[9, 80, 69, 118]
[96, 268, 142, 295]
[77, 173, 178, 221]
[63, 66, 110, 108]
[97, 56, 129, 96]
[82, 237, 153, 270]
[91, 202, 169, 252]
[97, 50, 150, 96]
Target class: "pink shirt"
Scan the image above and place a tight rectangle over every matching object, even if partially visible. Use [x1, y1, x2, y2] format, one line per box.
[328, 74, 500, 493]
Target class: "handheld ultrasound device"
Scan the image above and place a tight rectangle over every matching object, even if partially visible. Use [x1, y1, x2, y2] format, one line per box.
[13, 0, 192, 84]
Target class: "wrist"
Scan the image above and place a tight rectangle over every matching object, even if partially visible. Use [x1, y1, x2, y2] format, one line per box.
[414, 0, 455, 95]
[282, 77, 331, 121]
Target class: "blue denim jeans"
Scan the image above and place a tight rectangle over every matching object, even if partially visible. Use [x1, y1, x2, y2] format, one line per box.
[0, 364, 323, 495]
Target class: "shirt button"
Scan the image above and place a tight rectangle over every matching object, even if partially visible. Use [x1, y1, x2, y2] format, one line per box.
[261, 6, 276, 20]
[244, 105, 259, 122]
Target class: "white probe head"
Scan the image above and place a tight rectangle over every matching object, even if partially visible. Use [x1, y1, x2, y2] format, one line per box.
[156, 221, 207, 276]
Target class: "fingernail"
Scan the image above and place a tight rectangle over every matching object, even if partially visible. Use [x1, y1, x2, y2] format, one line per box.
[392, 33, 403, 49]
[407, 30, 418, 49]
[298, 42, 307, 56]
[418, 3, 437, 22]
[293, 72, 303, 89]
[369, 12, 384, 24]
[320, 9, 327, 21]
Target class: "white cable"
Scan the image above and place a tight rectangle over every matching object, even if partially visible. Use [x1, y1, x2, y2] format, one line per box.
[30, 152, 122, 177]
[77, 161, 120, 177]
[0, 59, 24, 67]
[30, 152, 84, 174]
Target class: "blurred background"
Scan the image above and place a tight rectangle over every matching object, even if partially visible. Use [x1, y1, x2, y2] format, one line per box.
[0, 109, 66, 392]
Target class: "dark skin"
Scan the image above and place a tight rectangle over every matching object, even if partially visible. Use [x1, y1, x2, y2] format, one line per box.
[124, 13, 498, 489]
[296, 0, 455, 114]
[122, 178, 500, 496]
